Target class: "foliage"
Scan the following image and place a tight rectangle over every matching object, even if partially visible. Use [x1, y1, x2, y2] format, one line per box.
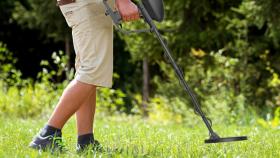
[120, 0, 280, 116]
[257, 107, 280, 129]
[0, 42, 22, 87]
[1, 0, 280, 125]
[0, 80, 61, 118]
[147, 95, 197, 125]
[0, 45, 127, 117]
[38, 51, 74, 84]
[12, 0, 68, 41]
[96, 88, 126, 115]
[253, 0, 280, 46]
[0, 45, 62, 117]
[149, 49, 258, 124]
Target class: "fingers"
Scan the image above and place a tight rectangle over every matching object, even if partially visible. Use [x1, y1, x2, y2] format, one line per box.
[132, 12, 140, 20]
[122, 8, 140, 21]
[123, 12, 140, 22]
[116, 0, 140, 22]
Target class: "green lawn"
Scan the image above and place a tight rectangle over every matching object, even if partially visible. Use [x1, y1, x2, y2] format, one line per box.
[0, 116, 279, 157]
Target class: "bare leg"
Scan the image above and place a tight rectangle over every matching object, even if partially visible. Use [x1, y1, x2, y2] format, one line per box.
[47, 80, 96, 129]
[76, 87, 96, 135]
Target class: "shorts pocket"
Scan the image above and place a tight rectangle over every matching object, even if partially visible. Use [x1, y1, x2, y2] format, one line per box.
[60, 5, 78, 28]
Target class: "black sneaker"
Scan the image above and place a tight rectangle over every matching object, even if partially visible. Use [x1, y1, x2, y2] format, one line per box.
[76, 139, 103, 153]
[29, 133, 64, 152]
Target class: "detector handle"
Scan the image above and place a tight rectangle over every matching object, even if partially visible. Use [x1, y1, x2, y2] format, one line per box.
[103, 0, 151, 34]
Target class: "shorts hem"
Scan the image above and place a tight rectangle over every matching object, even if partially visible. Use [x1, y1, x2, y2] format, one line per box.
[75, 75, 112, 88]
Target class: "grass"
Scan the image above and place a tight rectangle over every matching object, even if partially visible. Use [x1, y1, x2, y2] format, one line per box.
[0, 115, 279, 158]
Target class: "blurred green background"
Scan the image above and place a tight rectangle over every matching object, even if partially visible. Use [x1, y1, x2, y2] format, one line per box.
[0, 0, 280, 152]
[1, 0, 280, 157]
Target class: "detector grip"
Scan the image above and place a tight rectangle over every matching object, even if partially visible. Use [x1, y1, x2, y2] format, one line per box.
[103, 0, 152, 34]
[103, 0, 122, 26]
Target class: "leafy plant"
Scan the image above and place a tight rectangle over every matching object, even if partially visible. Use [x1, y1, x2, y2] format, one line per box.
[0, 48, 127, 117]
[258, 107, 280, 129]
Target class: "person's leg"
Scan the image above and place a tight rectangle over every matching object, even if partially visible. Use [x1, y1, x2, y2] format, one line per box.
[47, 80, 96, 129]
[76, 87, 96, 135]
[75, 88, 99, 152]
[29, 79, 96, 150]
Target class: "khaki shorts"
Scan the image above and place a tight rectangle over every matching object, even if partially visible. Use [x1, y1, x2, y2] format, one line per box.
[60, 0, 113, 88]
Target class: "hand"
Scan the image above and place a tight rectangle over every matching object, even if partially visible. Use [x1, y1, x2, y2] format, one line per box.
[116, 0, 140, 22]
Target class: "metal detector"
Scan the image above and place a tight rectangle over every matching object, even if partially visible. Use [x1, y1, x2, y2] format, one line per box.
[103, 0, 248, 144]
